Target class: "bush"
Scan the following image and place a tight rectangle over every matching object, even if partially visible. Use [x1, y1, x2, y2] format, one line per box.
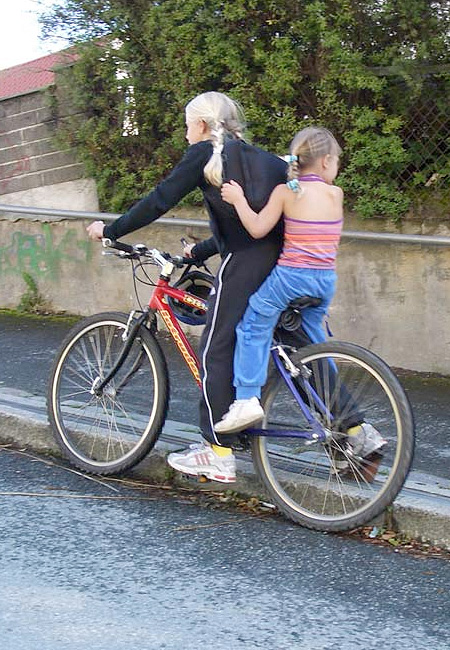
[42, 0, 450, 220]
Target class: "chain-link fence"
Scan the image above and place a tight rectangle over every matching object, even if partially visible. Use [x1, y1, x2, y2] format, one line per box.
[386, 66, 449, 219]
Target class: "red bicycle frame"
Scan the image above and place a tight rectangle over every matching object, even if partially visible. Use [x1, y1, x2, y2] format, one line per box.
[148, 276, 207, 388]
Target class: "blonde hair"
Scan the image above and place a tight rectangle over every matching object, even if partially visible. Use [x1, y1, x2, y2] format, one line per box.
[185, 91, 245, 187]
[287, 126, 342, 182]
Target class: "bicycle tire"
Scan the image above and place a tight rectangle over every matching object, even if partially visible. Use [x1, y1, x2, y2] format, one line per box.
[47, 312, 169, 475]
[251, 341, 414, 532]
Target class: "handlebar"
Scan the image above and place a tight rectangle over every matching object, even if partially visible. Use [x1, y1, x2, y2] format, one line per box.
[102, 238, 197, 269]
[102, 238, 135, 255]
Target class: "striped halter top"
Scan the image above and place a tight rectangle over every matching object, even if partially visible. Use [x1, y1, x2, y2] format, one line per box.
[277, 174, 343, 270]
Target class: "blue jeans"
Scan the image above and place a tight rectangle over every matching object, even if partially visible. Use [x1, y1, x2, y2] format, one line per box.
[234, 265, 336, 399]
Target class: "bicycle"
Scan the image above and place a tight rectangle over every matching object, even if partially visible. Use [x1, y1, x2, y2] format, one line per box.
[47, 238, 415, 533]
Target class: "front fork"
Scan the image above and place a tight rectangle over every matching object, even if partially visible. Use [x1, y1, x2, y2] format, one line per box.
[90, 309, 151, 396]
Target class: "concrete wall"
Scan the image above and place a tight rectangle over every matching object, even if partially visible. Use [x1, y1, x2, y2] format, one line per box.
[0, 208, 217, 316]
[1, 209, 450, 375]
[332, 239, 450, 373]
[0, 90, 99, 211]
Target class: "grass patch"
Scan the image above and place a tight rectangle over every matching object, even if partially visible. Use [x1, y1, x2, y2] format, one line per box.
[18, 272, 48, 314]
[0, 308, 81, 324]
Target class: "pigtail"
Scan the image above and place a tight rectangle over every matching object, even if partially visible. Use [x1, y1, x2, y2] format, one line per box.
[283, 154, 301, 195]
[285, 155, 300, 182]
[204, 121, 225, 187]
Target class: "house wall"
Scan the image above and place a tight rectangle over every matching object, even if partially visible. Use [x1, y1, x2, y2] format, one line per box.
[0, 89, 98, 210]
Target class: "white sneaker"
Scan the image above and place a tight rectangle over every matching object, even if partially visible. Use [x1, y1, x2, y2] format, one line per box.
[214, 397, 264, 434]
[347, 423, 387, 458]
[332, 423, 387, 481]
[167, 442, 236, 483]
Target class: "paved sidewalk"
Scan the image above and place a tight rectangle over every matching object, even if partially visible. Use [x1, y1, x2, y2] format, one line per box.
[1, 385, 449, 550]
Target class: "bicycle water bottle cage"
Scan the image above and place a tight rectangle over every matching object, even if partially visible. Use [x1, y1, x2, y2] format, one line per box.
[279, 296, 322, 331]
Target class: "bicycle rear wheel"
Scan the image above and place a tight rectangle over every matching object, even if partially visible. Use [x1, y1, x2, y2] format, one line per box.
[251, 341, 414, 532]
[47, 312, 169, 475]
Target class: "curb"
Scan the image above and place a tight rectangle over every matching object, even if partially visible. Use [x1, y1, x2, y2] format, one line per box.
[0, 391, 449, 550]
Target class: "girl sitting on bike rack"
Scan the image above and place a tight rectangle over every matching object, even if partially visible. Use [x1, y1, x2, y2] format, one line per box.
[216, 126, 387, 466]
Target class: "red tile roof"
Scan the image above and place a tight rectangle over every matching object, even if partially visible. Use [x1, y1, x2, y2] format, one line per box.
[0, 50, 78, 101]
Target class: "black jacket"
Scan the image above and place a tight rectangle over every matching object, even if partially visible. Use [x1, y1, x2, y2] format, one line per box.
[104, 139, 287, 257]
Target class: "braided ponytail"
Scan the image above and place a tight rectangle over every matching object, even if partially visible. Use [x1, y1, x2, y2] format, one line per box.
[185, 92, 245, 187]
[203, 120, 225, 186]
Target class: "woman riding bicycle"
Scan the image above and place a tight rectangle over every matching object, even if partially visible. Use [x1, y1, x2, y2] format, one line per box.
[87, 90, 307, 483]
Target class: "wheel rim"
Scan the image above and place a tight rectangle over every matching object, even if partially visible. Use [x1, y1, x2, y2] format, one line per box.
[51, 320, 160, 469]
[258, 348, 410, 527]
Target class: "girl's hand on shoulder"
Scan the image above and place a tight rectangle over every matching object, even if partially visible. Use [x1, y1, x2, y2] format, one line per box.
[221, 180, 244, 205]
[86, 220, 105, 241]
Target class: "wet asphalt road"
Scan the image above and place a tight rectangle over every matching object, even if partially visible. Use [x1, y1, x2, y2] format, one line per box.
[0, 448, 449, 650]
[0, 312, 448, 480]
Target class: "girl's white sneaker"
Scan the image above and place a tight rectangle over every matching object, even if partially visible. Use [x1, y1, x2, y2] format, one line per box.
[214, 397, 264, 434]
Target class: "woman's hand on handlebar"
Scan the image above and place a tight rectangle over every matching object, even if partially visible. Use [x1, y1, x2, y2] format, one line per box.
[87, 220, 105, 241]
[183, 242, 196, 258]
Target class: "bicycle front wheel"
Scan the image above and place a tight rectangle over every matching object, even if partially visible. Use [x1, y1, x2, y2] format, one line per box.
[251, 341, 414, 532]
[47, 312, 169, 475]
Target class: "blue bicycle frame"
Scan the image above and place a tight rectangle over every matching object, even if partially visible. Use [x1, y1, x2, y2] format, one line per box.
[245, 345, 332, 442]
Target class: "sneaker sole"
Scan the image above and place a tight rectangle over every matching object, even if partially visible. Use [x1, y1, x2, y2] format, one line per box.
[214, 414, 264, 435]
[184, 472, 237, 484]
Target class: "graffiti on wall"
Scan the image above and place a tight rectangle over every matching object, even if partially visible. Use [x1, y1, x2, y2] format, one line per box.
[0, 223, 92, 279]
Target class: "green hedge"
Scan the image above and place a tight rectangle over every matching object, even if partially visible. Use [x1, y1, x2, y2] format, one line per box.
[43, 0, 450, 220]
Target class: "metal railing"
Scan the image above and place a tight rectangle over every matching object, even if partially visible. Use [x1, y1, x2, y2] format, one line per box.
[2, 202, 450, 247]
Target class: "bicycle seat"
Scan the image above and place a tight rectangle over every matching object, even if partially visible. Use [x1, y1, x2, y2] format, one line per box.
[278, 296, 322, 332]
[288, 296, 322, 311]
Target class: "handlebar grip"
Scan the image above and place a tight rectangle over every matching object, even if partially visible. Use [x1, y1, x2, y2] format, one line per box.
[172, 255, 196, 267]
[102, 238, 134, 254]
